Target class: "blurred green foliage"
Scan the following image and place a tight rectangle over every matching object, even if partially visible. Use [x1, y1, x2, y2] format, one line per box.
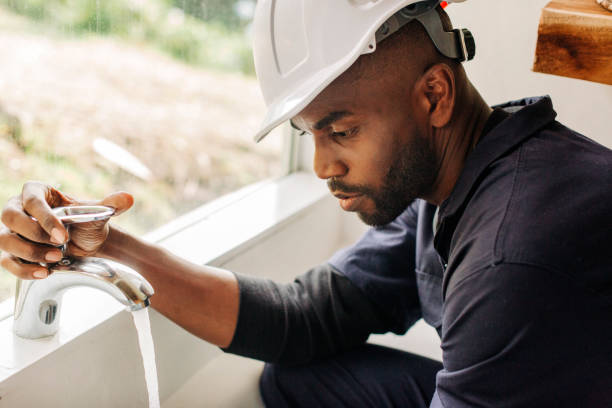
[0, 137, 166, 236]
[0, 0, 272, 302]
[169, 0, 252, 29]
[0, 0, 256, 74]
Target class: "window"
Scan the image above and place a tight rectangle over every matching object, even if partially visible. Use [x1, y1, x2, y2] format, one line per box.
[0, 0, 287, 303]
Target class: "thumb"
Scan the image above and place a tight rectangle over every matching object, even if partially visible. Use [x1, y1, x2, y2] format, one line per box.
[99, 192, 134, 216]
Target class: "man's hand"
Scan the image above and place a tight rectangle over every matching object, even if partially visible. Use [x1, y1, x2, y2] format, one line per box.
[0, 181, 133, 280]
[1, 181, 239, 348]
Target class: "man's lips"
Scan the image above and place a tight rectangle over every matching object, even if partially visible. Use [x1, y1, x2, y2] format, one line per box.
[333, 192, 364, 211]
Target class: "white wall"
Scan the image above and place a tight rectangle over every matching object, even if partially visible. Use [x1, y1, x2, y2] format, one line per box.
[446, 0, 612, 147]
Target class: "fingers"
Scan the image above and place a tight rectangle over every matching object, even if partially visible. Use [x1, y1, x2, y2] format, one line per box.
[21, 182, 71, 244]
[0, 251, 49, 280]
[100, 192, 134, 216]
[1, 184, 133, 268]
[1, 196, 55, 245]
[0, 226, 62, 264]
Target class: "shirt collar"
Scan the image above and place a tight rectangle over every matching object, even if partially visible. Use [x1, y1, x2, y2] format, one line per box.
[434, 96, 557, 257]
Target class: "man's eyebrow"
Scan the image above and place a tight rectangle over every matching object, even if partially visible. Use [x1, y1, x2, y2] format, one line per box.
[289, 111, 352, 133]
[314, 111, 352, 130]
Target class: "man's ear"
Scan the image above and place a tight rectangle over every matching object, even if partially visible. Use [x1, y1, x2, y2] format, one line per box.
[413, 63, 455, 128]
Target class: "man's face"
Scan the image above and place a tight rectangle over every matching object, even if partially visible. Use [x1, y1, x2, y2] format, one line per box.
[291, 68, 438, 226]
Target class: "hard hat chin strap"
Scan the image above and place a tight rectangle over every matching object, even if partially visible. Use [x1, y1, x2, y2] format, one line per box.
[375, 6, 475, 62]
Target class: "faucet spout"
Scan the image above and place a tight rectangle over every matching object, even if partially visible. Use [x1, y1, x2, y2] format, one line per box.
[14, 258, 154, 339]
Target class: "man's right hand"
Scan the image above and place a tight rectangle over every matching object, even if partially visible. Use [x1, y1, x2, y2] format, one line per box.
[0, 181, 133, 280]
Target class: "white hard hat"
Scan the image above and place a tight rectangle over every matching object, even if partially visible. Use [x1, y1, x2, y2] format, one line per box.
[252, 0, 473, 142]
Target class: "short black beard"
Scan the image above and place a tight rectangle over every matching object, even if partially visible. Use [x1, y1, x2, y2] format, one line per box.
[328, 135, 437, 226]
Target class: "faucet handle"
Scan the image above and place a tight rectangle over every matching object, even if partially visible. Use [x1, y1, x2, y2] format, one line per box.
[52, 205, 115, 225]
[52, 205, 116, 266]
[17, 206, 116, 267]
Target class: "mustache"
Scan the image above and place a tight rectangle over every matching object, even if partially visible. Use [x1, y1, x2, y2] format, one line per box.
[327, 178, 374, 196]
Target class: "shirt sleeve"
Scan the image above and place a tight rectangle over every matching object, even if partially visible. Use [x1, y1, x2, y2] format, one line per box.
[435, 263, 612, 407]
[223, 201, 423, 365]
[223, 265, 392, 365]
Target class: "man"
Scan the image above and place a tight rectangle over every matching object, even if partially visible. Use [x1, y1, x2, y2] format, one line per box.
[1, 1, 611, 407]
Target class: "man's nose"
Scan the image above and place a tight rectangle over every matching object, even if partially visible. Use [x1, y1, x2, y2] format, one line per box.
[313, 140, 347, 180]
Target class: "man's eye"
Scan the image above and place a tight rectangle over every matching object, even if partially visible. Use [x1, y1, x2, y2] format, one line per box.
[331, 128, 356, 139]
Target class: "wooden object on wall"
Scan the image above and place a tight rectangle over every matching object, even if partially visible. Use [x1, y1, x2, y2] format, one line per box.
[533, 0, 612, 85]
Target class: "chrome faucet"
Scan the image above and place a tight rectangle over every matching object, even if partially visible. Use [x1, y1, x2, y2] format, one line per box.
[13, 206, 154, 339]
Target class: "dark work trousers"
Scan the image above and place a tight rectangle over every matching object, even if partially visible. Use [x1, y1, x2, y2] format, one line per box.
[259, 344, 442, 408]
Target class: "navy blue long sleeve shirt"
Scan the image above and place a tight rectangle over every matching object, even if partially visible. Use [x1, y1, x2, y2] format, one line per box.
[225, 97, 612, 406]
